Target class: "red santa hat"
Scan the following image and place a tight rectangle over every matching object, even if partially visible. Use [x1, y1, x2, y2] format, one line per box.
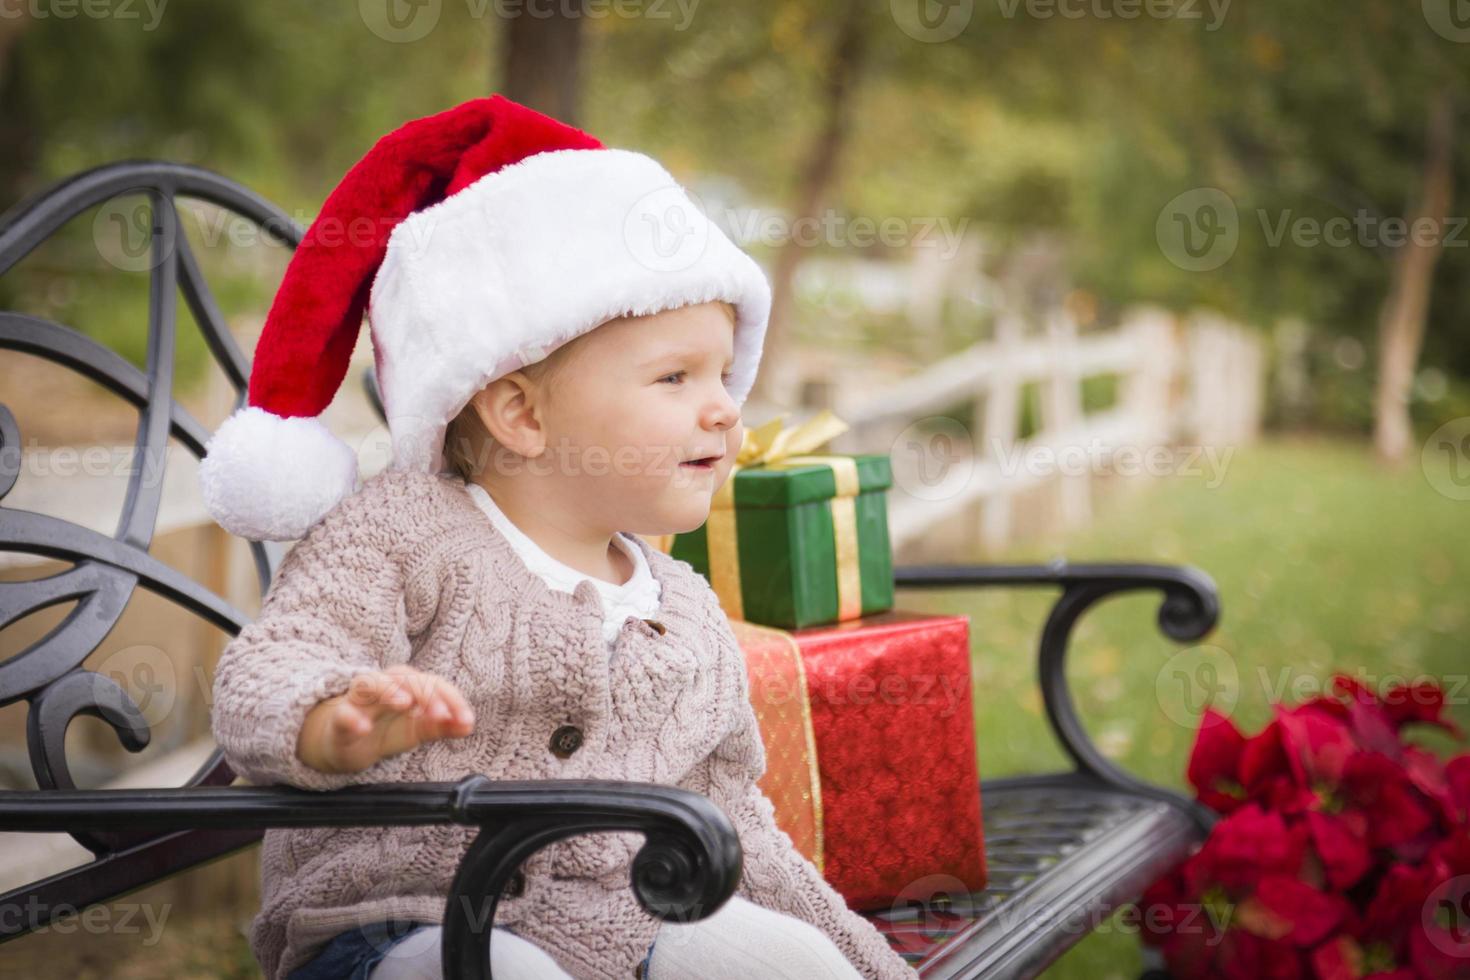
[198, 94, 770, 541]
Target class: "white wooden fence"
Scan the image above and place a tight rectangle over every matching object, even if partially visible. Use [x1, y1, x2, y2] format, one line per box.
[800, 305, 1263, 554]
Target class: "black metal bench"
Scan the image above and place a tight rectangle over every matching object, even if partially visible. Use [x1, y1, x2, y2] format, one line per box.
[0, 161, 1221, 978]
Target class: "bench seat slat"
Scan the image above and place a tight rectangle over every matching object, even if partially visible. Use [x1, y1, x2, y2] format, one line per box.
[857, 773, 1202, 978]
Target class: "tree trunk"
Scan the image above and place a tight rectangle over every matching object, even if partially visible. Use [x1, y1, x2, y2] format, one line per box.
[500, 2, 584, 125]
[751, 6, 867, 407]
[0, 11, 37, 213]
[1372, 88, 1456, 464]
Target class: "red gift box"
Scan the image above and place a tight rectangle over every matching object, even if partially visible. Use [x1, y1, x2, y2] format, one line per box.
[736, 609, 987, 908]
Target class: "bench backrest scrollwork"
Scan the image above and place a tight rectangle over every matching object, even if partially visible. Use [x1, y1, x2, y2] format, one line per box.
[0, 162, 312, 933]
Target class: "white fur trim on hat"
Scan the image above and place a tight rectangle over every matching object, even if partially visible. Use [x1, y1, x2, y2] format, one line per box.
[367, 147, 770, 477]
[198, 406, 361, 541]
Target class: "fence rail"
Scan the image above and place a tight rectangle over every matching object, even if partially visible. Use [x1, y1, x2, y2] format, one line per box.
[806, 306, 1263, 554]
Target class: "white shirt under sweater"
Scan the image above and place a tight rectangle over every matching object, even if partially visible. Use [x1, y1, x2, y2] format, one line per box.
[460, 479, 662, 647]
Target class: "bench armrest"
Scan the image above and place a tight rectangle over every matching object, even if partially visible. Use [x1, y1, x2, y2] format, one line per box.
[894, 559, 1220, 832]
[0, 774, 742, 980]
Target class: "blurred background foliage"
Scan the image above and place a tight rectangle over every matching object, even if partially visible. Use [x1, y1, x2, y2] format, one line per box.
[2, 0, 1468, 443]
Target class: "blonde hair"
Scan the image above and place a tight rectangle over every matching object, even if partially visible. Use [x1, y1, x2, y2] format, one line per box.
[443, 301, 738, 481]
[443, 349, 569, 482]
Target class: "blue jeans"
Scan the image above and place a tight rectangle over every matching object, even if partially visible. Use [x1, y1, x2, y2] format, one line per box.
[286, 918, 658, 979]
[286, 918, 432, 980]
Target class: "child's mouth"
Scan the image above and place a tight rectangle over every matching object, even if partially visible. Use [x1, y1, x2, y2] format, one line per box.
[680, 454, 723, 472]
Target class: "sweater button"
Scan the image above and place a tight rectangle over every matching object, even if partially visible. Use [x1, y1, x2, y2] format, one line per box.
[641, 618, 667, 635]
[550, 724, 583, 759]
[505, 870, 525, 898]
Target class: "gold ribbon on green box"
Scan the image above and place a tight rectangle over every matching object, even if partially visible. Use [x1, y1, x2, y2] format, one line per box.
[708, 410, 862, 622]
[645, 410, 893, 628]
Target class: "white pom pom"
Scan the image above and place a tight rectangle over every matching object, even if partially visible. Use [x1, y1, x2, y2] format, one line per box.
[198, 406, 361, 541]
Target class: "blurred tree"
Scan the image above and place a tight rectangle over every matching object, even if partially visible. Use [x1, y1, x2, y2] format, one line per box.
[1016, 3, 1469, 456]
[503, 2, 584, 124]
[0, 9, 36, 222]
[1372, 90, 1455, 463]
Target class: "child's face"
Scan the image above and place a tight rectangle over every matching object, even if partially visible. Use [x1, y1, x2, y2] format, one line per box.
[533, 301, 743, 535]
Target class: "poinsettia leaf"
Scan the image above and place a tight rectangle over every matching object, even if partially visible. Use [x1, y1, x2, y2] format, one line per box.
[1348, 697, 1402, 760]
[1253, 874, 1349, 946]
[1308, 810, 1373, 890]
[1408, 918, 1470, 980]
[1309, 934, 1364, 980]
[1342, 752, 1437, 848]
[1191, 707, 1250, 813]
[1362, 862, 1439, 940]
[1220, 928, 1311, 980]
[1243, 725, 1300, 811]
[1381, 681, 1464, 739]
[1279, 706, 1358, 788]
[1447, 756, 1470, 824]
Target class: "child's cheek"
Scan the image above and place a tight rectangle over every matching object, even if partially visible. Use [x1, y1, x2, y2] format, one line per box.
[725, 422, 743, 455]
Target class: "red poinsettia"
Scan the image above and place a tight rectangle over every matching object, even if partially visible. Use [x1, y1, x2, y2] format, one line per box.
[1135, 674, 1470, 979]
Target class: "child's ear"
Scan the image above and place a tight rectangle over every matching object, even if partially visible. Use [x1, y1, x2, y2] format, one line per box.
[471, 374, 546, 458]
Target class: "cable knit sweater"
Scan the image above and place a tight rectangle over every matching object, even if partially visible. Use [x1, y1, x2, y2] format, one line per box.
[210, 467, 918, 980]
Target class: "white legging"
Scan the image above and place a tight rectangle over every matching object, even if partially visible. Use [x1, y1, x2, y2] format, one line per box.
[368, 895, 864, 980]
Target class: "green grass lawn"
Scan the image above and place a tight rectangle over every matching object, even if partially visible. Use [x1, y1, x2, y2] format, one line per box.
[894, 433, 1470, 978]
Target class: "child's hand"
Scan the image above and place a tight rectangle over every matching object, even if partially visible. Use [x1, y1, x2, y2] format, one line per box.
[295, 664, 475, 774]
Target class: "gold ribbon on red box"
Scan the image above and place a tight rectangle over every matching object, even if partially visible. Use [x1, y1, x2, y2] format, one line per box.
[729, 619, 825, 874]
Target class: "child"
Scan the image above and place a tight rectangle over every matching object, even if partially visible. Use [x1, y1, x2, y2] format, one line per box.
[201, 96, 918, 980]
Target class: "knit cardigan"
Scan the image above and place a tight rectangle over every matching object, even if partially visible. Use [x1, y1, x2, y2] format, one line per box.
[210, 467, 918, 980]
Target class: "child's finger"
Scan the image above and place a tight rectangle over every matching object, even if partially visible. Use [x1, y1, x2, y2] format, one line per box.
[377, 670, 435, 719]
[329, 700, 373, 739]
[347, 671, 412, 715]
[434, 677, 476, 728]
[346, 666, 474, 745]
[384, 666, 470, 731]
[420, 675, 474, 736]
[387, 665, 444, 716]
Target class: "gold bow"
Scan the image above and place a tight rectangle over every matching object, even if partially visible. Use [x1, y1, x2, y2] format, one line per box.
[709, 410, 863, 623]
[735, 409, 850, 468]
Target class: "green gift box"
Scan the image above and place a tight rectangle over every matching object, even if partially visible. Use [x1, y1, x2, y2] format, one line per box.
[670, 446, 895, 630]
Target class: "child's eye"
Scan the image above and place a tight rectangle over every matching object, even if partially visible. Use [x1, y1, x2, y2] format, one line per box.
[657, 369, 734, 386]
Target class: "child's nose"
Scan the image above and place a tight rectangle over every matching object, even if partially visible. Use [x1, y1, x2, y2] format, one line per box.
[704, 385, 740, 430]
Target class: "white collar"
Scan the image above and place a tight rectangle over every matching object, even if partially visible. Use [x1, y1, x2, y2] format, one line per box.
[460, 479, 661, 607]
